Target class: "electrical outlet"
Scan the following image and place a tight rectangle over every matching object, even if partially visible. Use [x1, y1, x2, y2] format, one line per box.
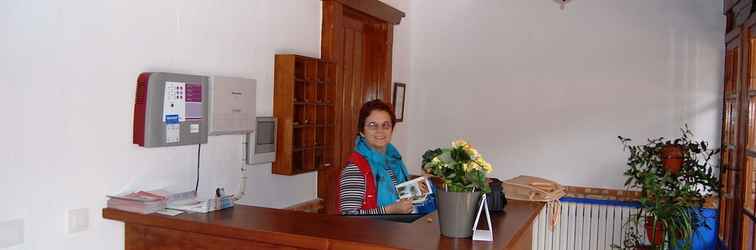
[67, 208, 89, 234]
[0, 219, 24, 248]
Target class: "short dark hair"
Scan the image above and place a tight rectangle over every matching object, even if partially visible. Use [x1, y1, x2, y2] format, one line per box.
[358, 99, 396, 134]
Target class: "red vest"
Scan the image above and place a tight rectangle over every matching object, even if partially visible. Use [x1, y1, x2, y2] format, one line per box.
[337, 152, 378, 213]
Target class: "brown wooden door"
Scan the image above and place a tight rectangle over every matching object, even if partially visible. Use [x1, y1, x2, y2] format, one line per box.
[319, 1, 401, 214]
[337, 12, 392, 165]
[339, 14, 366, 164]
[721, 25, 756, 249]
[721, 33, 741, 249]
[739, 26, 756, 250]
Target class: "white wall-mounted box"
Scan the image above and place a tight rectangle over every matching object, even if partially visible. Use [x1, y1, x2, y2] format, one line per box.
[208, 76, 257, 135]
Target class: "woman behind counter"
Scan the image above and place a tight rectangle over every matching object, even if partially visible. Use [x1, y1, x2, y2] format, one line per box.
[336, 100, 417, 214]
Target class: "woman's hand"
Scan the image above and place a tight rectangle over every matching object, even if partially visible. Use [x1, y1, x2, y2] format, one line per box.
[385, 199, 413, 214]
[418, 179, 430, 194]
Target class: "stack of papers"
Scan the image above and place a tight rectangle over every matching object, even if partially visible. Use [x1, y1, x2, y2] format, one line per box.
[106, 191, 167, 214]
[166, 195, 234, 213]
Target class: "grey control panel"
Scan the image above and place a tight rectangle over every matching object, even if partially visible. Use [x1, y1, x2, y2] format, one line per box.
[135, 72, 209, 147]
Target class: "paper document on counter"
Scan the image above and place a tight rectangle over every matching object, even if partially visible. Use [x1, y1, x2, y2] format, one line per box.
[107, 191, 166, 202]
[166, 195, 235, 213]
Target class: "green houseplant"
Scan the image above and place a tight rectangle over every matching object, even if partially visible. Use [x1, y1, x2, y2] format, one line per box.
[422, 139, 492, 193]
[617, 126, 720, 249]
[422, 140, 492, 238]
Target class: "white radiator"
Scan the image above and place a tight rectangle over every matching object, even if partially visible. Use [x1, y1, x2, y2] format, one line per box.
[532, 198, 643, 250]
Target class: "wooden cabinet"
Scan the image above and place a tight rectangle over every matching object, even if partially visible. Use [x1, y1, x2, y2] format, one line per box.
[273, 55, 336, 175]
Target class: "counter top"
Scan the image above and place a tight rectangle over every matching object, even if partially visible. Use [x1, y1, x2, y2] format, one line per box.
[103, 200, 543, 250]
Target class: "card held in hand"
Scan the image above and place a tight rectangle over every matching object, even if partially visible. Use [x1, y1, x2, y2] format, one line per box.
[396, 176, 433, 204]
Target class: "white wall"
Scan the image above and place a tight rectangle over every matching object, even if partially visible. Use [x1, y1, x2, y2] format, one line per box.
[403, 0, 724, 189]
[380, 0, 414, 171]
[1, 1, 321, 249]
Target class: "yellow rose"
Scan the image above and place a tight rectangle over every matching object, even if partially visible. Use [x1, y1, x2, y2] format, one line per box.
[465, 148, 480, 159]
[470, 160, 491, 173]
[452, 139, 469, 148]
[472, 162, 485, 172]
[482, 161, 493, 173]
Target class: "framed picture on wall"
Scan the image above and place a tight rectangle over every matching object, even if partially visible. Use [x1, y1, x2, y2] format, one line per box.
[393, 82, 406, 123]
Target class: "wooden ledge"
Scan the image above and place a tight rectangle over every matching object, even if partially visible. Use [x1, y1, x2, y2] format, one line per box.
[324, 0, 405, 24]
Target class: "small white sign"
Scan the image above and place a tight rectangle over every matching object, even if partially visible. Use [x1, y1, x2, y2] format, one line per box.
[190, 124, 200, 134]
[472, 194, 493, 241]
[166, 124, 180, 143]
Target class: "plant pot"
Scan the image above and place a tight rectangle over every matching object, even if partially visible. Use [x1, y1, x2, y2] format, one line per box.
[644, 216, 665, 246]
[661, 144, 683, 174]
[436, 190, 481, 238]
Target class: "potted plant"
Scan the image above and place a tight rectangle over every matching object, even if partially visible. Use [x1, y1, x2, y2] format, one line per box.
[617, 126, 720, 249]
[422, 139, 492, 238]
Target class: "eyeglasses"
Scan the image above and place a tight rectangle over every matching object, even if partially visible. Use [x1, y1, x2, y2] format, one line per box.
[365, 121, 393, 131]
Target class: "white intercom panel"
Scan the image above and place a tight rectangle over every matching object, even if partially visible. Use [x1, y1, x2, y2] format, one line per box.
[208, 76, 257, 135]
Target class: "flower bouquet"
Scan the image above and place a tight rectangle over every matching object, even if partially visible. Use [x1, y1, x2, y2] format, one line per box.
[421, 139, 493, 238]
[422, 139, 493, 193]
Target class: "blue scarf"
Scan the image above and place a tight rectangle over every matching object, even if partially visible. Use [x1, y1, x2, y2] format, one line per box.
[354, 136, 409, 207]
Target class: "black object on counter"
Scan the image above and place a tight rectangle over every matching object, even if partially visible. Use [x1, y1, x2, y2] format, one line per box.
[486, 178, 507, 212]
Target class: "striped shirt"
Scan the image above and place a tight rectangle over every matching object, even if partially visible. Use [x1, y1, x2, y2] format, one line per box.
[338, 162, 399, 215]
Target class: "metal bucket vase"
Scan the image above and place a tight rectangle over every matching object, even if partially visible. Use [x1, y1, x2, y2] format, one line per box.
[436, 190, 481, 238]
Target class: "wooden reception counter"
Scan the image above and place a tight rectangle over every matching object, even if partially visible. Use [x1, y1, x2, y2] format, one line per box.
[103, 200, 543, 250]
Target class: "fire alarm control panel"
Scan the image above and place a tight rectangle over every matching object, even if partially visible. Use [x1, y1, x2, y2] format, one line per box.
[133, 72, 209, 147]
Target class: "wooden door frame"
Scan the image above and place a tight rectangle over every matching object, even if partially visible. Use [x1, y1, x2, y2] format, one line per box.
[720, 30, 743, 250]
[733, 29, 746, 250]
[735, 21, 756, 250]
[721, 19, 753, 249]
[319, 0, 405, 212]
